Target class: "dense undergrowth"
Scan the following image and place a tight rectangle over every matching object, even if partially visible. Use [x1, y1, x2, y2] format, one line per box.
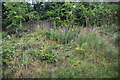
[2, 2, 119, 78]
[2, 24, 119, 78]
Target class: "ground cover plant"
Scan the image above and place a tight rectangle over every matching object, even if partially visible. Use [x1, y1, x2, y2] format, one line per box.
[2, 2, 119, 78]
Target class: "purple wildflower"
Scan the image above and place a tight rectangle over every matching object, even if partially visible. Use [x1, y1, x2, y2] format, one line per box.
[61, 28, 67, 32]
[98, 29, 101, 33]
[63, 29, 66, 32]
[104, 35, 109, 39]
[89, 29, 94, 32]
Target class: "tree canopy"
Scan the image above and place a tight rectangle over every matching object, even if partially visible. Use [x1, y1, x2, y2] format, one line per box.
[2, 2, 118, 31]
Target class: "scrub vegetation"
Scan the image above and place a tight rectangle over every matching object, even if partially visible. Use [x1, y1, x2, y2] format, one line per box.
[2, 2, 119, 78]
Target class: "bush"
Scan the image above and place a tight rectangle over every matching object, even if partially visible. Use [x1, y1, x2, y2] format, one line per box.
[40, 45, 57, 63]
[76, 28, 106, 50]
[2, 41, 19, 65]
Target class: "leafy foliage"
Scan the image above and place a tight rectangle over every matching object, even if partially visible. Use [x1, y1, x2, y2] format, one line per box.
[40, 45, 57, 63]
[2, 2, 118, 31]
[46, 28, 76, 44]
[34, 2, 118, 27]
[2, 2, 26, 30]
[2, 2, 39, 32]
[2, 2, 118, 78]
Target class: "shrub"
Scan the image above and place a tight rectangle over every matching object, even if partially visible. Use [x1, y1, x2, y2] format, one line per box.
[23, 45, 57, 63]
[2, 41, 21, 65]
[76, 28, 107, 50]
[40, 45, 57, 63]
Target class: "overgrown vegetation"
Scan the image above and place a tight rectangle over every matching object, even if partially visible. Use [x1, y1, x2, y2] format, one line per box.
[2, 2, 119, 78]
[2, 2, 118, 31]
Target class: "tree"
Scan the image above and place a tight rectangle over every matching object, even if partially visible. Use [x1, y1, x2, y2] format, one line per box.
[2, 2, 40, 32]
